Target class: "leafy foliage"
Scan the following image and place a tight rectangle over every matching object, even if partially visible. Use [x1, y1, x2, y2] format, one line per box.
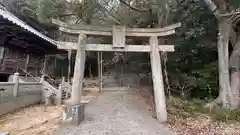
[228, 0, 240, 8]
[168, 96, 240, 122]
[167, 0, 219, 99]
[2, 0, 66, 33]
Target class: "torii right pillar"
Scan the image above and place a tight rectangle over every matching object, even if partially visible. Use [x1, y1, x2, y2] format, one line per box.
[149, 36, 167, 122]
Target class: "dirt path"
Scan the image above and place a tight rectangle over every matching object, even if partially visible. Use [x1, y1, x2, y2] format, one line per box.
[55, 90, 174, 135]
[0, 105, 62, 135]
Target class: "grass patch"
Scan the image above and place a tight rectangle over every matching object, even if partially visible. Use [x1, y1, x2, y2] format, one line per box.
[167, 96, 240, 123]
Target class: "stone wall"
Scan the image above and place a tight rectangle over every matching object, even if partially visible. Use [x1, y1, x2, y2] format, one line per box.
[0, 94, 41, 115]
[0, 80, 42, 115]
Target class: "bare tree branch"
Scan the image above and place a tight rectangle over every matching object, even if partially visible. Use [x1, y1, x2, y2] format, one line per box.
[59, 13, 76, 17]
[119, 0, 150, 12]
[203, 0, 220, 17]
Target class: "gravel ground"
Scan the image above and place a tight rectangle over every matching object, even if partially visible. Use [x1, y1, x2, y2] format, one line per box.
[55, 90, 174, 135]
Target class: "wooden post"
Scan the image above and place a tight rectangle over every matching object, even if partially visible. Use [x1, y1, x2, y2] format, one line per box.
[12, 72, 20, 97]
[57, 84, 63, 105]
[0, 47, 4, 59]
[149, 36, 167, 122]
[40, 75, 45, 83]
[98, 52, 103, 92]
[68, 50, 72, 83]
[100, 52, 103, 91]
[42, 55, 47, 75]
[25, 54, 30, 72]
[71, 34, 86, 105]
[98, 52, 100, 91]
[112, 25, 126, 48]
[61, 76, 66, 84]
[0, 47, 5, 71]
[40, 75, 46, 103]
[54, 56, 57, 77]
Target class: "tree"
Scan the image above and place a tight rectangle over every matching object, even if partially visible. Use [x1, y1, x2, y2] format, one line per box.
[203, 0, 240, 109]
[1, 0, 66, 36]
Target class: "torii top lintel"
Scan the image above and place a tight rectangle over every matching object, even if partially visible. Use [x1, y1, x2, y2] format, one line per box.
[52, 19, 181, 37]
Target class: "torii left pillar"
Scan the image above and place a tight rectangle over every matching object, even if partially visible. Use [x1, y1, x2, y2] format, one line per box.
[150, 36, 167, 122]
[63, 34, 86, 125]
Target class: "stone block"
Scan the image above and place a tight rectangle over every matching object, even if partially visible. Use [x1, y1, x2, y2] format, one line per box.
[62, 103, 85, 125]
[44, 94, 54, 105]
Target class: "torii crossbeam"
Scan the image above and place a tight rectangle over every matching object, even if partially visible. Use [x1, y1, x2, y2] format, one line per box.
[53, 19, 181, 123]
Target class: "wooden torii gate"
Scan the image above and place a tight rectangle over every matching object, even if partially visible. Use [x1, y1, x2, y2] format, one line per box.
[53, 19, 181, 123]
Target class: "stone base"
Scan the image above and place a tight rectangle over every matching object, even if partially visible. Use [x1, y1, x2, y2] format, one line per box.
[0, 132, 9, 135]
[62, 104, 85, 125]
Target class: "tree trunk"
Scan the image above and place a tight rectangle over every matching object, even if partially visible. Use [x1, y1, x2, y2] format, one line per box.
[203, 0, 240, 109]
[228, 36, 240, 109]
[216, 21, 240, 109]
[217, 20, 231, 108]
[229, 71, 240, 109]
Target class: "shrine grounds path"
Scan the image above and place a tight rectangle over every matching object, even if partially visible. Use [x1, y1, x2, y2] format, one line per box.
[54, 90, 175, 135]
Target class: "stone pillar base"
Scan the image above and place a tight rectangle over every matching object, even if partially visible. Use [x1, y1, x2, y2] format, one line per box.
[44, 94, 54, 105]
[62, 103, 85, 125]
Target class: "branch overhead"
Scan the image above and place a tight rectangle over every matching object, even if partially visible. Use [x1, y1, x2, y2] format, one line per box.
[119, 0, 150, 12]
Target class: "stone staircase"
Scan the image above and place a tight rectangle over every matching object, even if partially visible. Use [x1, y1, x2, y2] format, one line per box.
[61, 81, 71, 100]
[13, 68, 72, 105]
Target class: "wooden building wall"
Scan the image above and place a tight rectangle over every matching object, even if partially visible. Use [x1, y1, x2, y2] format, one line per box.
[0, 46, 45, 76]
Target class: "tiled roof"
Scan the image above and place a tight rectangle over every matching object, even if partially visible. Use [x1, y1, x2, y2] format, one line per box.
[0, 7, 56, 45]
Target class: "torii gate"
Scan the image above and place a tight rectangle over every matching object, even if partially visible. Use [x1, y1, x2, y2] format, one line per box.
[53, 19, 181, 123]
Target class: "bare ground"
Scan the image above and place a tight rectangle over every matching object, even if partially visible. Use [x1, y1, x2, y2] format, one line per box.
[0, 105, 62, 135]
[0, 88, 99, 135]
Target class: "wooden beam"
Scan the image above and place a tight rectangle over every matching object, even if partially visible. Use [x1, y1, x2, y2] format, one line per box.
[71, 34, 86, 105]
[52, 18, 181, 33]
[59, 27, 176, 37]
[128, 23, 181, 33]
[56, 42, 174, 52]
[68, 49, 72, 82]
[149, 36, 167, 122]
[85, 44, 174, 52]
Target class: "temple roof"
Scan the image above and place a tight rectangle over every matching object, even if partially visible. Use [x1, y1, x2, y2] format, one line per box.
[0, 6, 63, 54]
[0, 6, 55, 45]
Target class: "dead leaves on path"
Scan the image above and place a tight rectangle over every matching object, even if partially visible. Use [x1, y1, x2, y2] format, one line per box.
[0, 105, 62, 135]
[169, 116, 240, 135]
[135, 86, 240, 135]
